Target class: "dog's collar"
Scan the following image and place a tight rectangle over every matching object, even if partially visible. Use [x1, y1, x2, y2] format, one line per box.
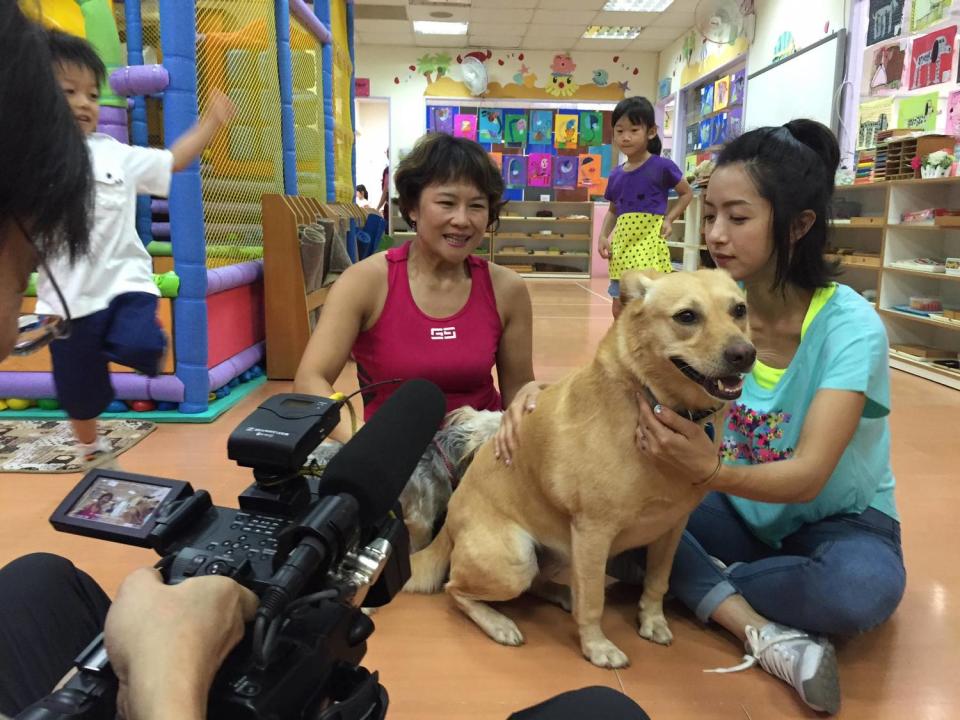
[640, 385, 723, 424]
[432, 437, 462, 490]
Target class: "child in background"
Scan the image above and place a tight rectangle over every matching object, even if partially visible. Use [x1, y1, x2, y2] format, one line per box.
[37, 31, 236, 461]
[599, 96, 693, 318]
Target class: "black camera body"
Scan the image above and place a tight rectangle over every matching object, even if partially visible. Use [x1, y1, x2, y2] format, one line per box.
[28, 383, 447, 720]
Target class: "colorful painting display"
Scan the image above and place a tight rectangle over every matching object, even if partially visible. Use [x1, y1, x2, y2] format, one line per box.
[554, 114, 579, 149]
[578, 111, 603, 145]
[478, 109, 503, 143]
[489, 151, 503, 171]
[862, 41, 907, 95]
[713, 76, 730, 111]
[504, 112, 528, 144]
[909, 26, 956, 89]
[453, 113, 477, 140]
[588, 145, 613, 176]
[700, 84, 714, 115]
[527, 153, 552, 186]
[910, 0, 948, 32]
[946, 91, 960, 136]
[553, 156, 578, 188]
[730, 69, 745, 105]
[530, 110, 553, 143]
[898, 91, 940, 130]
[858, 98, 893, 149]
[503, 155, 527, 188]
[430, 106, 455, 134]
[867, 0, 904, 46]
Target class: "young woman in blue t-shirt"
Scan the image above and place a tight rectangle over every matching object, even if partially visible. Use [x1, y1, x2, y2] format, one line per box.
[612, 120, 904, 715]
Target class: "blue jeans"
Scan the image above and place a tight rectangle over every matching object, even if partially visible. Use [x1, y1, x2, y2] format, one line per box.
[609, 492, 906, 637]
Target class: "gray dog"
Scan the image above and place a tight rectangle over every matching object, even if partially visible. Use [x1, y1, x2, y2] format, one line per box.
[308, 407, 502, 552]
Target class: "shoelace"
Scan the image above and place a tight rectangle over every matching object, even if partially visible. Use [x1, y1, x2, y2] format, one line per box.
[703, 624, 809, 676]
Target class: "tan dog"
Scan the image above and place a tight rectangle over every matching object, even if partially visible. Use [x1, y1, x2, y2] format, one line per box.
[405, 269, 755, 668]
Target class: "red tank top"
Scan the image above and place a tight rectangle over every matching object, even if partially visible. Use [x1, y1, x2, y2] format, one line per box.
[352, 242, 503, 420]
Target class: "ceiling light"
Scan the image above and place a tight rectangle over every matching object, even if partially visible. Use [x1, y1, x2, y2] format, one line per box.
[603, 0, 675, 10]
[413, 20, 469, 35]
[582, 25, 642, 39]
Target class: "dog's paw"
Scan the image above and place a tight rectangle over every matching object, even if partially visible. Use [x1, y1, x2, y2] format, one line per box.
[637, 614, 673, 646]
[488, 617, 525, 646]
[582, 639, 630, 669]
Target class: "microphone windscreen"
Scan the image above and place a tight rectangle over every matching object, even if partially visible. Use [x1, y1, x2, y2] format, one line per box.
[320, 379, 446, 526]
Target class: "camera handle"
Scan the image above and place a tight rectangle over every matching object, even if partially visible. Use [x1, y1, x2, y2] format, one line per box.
[14, 634, 116, 720]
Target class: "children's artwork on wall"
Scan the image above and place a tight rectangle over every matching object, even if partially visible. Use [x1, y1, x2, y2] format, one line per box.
[898, 91, 940, 130]
[503, 155, 527, 188]
[727, 106, 743, 141]
[489, 151, 503, 171]
[867, 0, 904, 46]
[527, 153, 552, 186]
[730, 70, 745, 105]
[478, 110, 503, 143]
[530, 110, 553, 144]
[553, 156, 579, 188]
[862, 41, 907, 95]
[503, 112, 528, 144]
[686, 123, 700, 151]
[699, 118, 713, 149]
[578, 153, 603, 191]
[946, 91, 960, 136]
[430, 106, 455, 134]
[910, 0, 949, 32]
[858, 98, 893, 149]
[713, 76, 730, 111]
[554, 114, 579, 149]
[710, 113, 728, 146]
[579, 111, 603, 146]
[684, 154, 698, 177]
[588, 145, 614, 176]
[700, 84, 714, 115]
[909, 26, 956, 89]
[453, 113, 477, 140]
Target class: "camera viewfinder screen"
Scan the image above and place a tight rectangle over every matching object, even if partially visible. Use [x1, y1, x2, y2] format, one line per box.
[67, 477, 172, 529]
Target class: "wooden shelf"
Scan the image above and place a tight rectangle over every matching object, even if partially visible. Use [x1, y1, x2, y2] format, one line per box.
[494, 233, 591, 241]
[499, 216, 590, 223]
[829, 221, 885, 229]
[889, 351, 960, 390]
[886, 223, 960, 231]
[884, 267, 960, 282]
[835, 183, 889, 191]
[880, 308, 960, 332]
[496, 252, 589, 258]
[836, 260, 881, 271]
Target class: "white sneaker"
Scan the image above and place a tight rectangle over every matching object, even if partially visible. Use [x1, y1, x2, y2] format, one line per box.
[78, 437, 117, 468]
[706, 622, 840, 714]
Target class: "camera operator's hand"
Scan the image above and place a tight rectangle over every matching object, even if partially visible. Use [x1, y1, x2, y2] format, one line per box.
[104, 568, 258, 720]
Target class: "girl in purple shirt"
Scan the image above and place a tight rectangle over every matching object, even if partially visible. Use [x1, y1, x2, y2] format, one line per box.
[599, 97, 693, 318]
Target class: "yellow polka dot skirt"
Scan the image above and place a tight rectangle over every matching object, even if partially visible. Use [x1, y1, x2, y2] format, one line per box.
[608, 212, 672, 280]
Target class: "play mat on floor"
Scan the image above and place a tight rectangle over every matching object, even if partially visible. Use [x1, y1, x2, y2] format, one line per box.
[0, 420, 156, 473]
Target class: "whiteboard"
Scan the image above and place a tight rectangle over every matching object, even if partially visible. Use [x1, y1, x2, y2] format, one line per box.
[744, 31, 846, 133]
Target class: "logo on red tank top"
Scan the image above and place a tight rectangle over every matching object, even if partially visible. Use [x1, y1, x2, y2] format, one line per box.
[430, 327, 457, 340]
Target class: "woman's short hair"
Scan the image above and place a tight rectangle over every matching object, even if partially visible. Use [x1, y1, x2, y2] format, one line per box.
[394, 133, 505, 229]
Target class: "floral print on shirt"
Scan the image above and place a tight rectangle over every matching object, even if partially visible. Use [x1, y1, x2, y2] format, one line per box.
[721, 402, 794, 463]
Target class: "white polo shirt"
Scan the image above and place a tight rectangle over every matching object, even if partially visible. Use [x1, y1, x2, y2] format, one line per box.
[36, 133, 174, 319]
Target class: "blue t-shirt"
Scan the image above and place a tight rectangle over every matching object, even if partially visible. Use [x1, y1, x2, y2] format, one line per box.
[722, 283, 898, 548]
[603, 155, 683, 216]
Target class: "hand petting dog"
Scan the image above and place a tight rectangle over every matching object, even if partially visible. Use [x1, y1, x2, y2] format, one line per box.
[494, 379, 543, 465]
[636, 400, 720, 484]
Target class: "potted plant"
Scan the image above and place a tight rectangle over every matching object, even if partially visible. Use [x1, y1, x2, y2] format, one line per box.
[921, 149, 955, 178]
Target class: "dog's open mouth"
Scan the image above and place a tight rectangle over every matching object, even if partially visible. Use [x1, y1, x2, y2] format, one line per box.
[670, 357, 745, 401]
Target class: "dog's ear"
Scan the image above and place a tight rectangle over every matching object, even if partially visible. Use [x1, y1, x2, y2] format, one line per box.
[619, 269, 660, 305]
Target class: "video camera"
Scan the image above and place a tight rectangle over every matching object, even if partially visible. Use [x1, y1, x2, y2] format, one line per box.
[19, 379, 446, 720]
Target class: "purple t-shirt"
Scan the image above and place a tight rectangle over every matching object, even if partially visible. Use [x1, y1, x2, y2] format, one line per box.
[603, 155, 683, 216]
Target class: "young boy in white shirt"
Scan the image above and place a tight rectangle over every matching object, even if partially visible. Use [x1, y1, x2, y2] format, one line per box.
[37, 31, 236, 461]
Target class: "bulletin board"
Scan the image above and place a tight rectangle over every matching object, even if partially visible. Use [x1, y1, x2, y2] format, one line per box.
[426, 99, 617, 202]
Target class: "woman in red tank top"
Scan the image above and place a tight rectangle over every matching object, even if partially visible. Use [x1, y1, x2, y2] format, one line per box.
[294, 133, 540, 458]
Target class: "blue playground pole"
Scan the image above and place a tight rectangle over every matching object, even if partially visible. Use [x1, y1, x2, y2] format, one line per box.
[124, 0, 153, 247]
[275, 0, 297, 194]
[315, 0, 336, 202]
[158, 0, 209, 413]
[347, 1, 357, 193]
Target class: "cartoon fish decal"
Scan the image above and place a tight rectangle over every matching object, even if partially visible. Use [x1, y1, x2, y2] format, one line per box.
[592, 69, 609, 86]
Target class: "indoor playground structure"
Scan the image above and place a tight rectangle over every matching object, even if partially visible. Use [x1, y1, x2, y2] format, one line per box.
[2, 0, 358, 420]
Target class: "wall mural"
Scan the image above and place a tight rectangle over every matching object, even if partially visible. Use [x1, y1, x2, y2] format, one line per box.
[391, 50, 634, 101]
